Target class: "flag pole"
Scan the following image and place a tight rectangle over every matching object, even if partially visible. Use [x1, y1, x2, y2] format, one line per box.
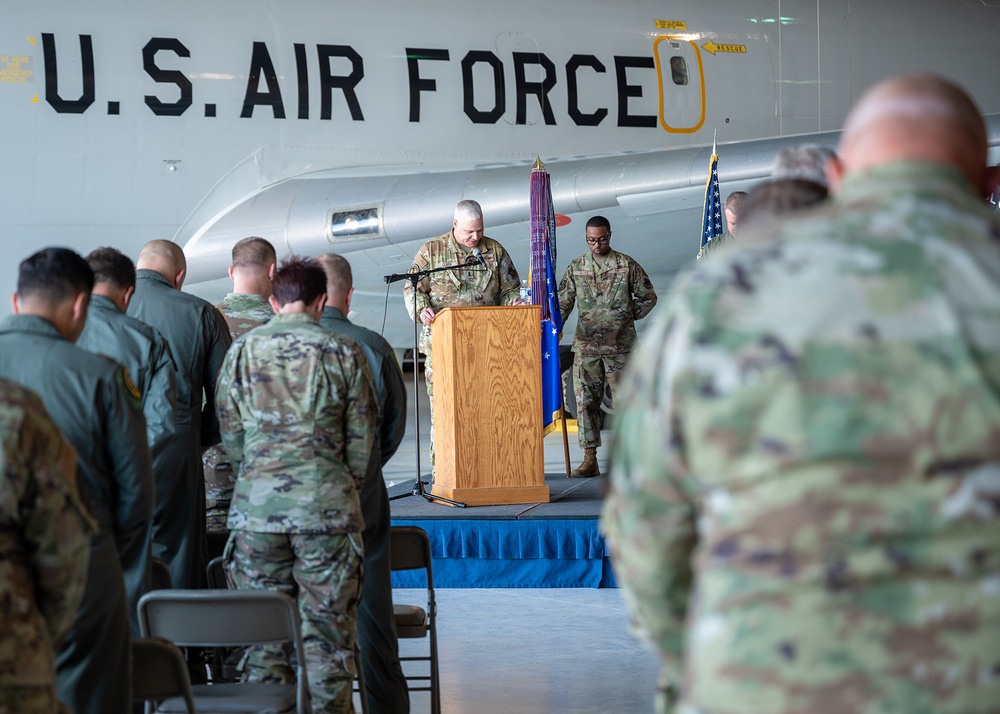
[531, 156, 572, 478]
[560, 407, 571, 479]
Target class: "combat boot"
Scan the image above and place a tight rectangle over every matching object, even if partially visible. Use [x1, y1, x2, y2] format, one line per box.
[571, 447, 600, 478]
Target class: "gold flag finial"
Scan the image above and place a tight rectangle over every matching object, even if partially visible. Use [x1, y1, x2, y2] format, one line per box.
[532, 155, 545, 171]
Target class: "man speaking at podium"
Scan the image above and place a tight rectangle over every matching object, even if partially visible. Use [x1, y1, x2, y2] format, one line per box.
[403, 199, 524, 472]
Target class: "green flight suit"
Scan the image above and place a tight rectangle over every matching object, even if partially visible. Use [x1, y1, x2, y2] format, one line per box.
[0, 314, 153, 714]
[321, 306, 409, 714]
[127, 269, 232, 588]
[699, 230, 733, 258]
[77, 292, 177, 628]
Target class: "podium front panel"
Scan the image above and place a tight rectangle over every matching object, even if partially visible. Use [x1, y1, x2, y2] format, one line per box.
[431, 306, 548, 506]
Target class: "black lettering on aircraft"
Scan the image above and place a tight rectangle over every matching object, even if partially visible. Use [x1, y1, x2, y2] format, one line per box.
[143, 38, 193, 117]
[317, 45, 364, 121]
[38, 34, 663, 131]
[294, 44, 309, 120]
[566, 54, 607, 126]
[242, 42, 286, 118]
[462, 50, 505, 124]
[407, 48, 450, 123]
[512, 52, 556, 125]
[42, 33, 95, 114]
[615, 56, 656, 128]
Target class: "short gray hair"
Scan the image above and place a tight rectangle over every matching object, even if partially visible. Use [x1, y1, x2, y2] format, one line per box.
[454, 199, 483, 223]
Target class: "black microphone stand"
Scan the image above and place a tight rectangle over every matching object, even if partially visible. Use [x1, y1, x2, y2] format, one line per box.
[384, 259, 482, 508]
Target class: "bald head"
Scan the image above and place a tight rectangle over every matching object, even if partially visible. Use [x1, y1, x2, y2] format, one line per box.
[136, 240, 187, 289]
[314, 253, 353, 313]
[834, 74, 995, 196]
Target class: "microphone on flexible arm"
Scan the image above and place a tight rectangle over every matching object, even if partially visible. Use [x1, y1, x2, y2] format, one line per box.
[473, 246, 487, 269]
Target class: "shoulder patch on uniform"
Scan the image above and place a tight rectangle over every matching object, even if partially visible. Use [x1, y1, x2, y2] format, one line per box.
[118, 367, 142, 406]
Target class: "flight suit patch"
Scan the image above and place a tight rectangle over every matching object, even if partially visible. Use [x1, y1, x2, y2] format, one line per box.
[118, 367, 142, 408]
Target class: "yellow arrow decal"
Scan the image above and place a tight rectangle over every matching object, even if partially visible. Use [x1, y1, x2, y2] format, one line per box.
[27, 37, 36, 46]
[702, 41, 747, 55]
[30, 94, 38, 103]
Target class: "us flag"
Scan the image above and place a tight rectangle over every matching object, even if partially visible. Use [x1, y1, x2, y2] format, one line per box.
[697, 144, 723, 259]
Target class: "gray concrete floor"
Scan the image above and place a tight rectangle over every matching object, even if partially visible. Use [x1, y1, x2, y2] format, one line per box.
[392, 588, 660, 714]
[374, 368, 660, 714]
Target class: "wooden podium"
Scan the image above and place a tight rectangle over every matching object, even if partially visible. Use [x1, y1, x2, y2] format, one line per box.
[430, 306, 550, 506]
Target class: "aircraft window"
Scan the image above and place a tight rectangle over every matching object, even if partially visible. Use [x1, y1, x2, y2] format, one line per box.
[329, 207, 380, 240]
[670, 57, 688, 86]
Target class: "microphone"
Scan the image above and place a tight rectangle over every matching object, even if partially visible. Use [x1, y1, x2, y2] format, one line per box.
[473, 246, 487, 269]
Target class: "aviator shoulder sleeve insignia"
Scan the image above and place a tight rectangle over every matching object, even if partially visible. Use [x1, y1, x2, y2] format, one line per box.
[117, 367, 143, 409]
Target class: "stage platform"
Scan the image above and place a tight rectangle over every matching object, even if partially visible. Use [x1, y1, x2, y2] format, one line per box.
[388, 472, 616, 589]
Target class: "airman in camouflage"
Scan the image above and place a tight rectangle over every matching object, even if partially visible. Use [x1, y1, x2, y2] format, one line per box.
[0, 379, 93, 714]
[735, 145, 835, 234]
[403, 199, 522, 469]
[0, 248, 153, 714]
[203, 237, 276, 543]
[218, 258, 376, 714]
[558, 216, 657, 477]
[602, 75, 1000, 713]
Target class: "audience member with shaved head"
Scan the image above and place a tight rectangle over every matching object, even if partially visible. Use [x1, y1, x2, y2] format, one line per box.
[128, 239, 232, 592]
[0, 247, 153, 713]
[203, 236, 276, 558]
[700, 191, 748, 257]
[317, 252, 410, 714]
[603, 74, 1000, 713]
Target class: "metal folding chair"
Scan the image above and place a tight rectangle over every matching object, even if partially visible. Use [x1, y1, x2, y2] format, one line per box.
[151, 556, 172, 590]
[199, 557, 369, 714]
[139, 589, 309, 713]
[132, 637, 197, 714]
[205, 556, 227, 589]
[391, 525, 441, 714]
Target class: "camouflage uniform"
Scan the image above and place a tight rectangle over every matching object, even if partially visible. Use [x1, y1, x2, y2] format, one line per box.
[217, 312, 376, 714]
[602, 163, 1000, 713]
[403, 232, 521, 467]
[558, 249, 657, 449]
[76, 292, 177, 629]
[128, 269, 232, 589]
[321, 306, 409, 714]
[0, 380, 93, 713]
[203, 293, 273, 537]
[0, 314, 153, 714]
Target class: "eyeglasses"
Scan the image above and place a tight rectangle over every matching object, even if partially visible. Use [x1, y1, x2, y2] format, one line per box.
[586, 234, 611, 245]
